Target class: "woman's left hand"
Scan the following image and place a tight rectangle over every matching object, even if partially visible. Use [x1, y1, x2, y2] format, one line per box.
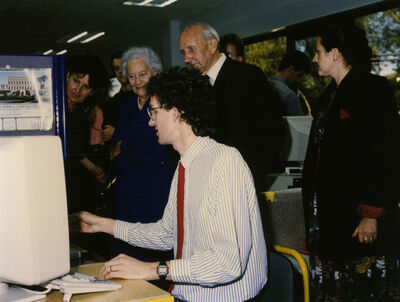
[91, 165, 106, 183]
[352, 218, 377, 244]
[80, 157, 105, 183]
[110, 140, 122, 161]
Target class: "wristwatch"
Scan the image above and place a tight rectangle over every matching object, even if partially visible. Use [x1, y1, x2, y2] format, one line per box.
[157, 261, 169, 280]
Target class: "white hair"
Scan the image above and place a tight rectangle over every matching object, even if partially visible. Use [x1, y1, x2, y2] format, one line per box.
[120, 47, 162, 77]
[184, 23, 220, 42]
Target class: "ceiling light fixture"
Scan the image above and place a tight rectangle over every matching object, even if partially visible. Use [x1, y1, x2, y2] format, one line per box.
[271, 26, 286, 33]
[43, 49, 53, 55]
[122, 0, 178, 7]
[67, 31, 88, 43]
[133, 0, 152, 5]
[158, 0, 178, 7]
[56, 49, 67, 55]
[80, 32, 105, 44]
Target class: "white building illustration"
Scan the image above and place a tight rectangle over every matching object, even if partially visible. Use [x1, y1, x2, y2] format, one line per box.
[5, 76, 34, 96]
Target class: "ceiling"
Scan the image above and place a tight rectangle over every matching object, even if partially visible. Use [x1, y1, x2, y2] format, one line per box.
[0, 0, 230, 59]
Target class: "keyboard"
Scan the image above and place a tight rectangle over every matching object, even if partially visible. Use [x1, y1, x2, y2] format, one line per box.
[50, 271, 121, 294]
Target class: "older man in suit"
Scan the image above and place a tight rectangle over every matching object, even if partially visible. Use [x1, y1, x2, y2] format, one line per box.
[179, 23, 283, 192]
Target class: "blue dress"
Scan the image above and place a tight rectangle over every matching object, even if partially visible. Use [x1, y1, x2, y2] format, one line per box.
[110, 95, 177, 260]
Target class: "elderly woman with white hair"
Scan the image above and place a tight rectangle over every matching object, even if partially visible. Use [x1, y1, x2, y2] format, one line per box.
[108, 47, 177, 262]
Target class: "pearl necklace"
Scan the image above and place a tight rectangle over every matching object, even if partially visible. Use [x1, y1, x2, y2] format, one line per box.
[137, 97, 147, 110]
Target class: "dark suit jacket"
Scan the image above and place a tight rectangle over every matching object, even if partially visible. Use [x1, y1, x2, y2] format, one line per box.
[213, 58, 284, 192]
[302, 69, 400, 259]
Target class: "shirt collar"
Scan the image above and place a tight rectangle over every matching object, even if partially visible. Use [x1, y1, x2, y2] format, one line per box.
[206, 53, 226, 86]
[270, 74, 285, 84]
[180, 136, 209, 168]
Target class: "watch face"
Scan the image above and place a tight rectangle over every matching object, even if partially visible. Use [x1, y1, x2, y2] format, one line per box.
[158, 265, 168, 275]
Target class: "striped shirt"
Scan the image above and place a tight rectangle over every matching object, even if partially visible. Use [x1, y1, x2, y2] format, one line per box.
[114, 136, 268, 301]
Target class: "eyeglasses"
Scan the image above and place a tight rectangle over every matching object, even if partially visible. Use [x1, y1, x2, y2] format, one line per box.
[147, 105, 165, 119]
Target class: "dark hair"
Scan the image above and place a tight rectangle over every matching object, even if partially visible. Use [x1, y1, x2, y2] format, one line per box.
[219, 33, 244, 58]
[66, 54, 109, 91]
[318, 22, 372, 72]
[110, 50, 123, 66]
[278, 51, 310, 73]
[147, 67, 216, 137]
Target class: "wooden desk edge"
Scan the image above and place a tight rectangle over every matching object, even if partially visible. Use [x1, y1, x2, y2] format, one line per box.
[43, 263, 173, 302]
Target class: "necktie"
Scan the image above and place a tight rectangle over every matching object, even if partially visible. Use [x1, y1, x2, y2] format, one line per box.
[169, 162, 185, 292]
[176, 162, 185, 259]
[203, 74, 213, 86]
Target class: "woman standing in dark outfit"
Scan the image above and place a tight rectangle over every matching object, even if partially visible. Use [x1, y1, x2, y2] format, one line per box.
[302, 22, 400, 301]
[64, 54, 109, 214]
[109, 47, 177, 261]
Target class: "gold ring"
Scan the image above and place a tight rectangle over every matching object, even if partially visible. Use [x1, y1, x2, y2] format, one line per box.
[364, 237, 369, 241]
[110, 265, 113, 272]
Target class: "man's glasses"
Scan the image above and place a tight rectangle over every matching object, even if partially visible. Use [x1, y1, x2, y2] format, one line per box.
[147, 105, 165, 119]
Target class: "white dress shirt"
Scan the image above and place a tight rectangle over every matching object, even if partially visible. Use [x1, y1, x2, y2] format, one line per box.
[206, 53, 226, 86]
[114, 136, 268, 302]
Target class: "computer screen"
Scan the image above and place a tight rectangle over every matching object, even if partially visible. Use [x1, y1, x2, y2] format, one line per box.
[280, 116, 313, 163]
[0, 54, 65, 137]
[0, 136, 69, 301]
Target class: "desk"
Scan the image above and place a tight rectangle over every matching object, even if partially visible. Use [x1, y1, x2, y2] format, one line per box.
[42, 263, 173, 302]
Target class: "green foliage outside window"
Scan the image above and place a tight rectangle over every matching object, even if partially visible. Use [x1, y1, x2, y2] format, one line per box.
[357, 8, 400, 109]
[245, 37, 286, 79]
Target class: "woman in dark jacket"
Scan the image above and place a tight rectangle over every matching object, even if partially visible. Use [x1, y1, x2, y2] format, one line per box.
[109, 47, 177, 261]
[302, 22, 400, 301]
[64, 54, 109, 214]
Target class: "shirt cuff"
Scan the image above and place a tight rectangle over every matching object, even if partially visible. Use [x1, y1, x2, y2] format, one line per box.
[356, 204, 386, 219]
[170, 259, 192, 284]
